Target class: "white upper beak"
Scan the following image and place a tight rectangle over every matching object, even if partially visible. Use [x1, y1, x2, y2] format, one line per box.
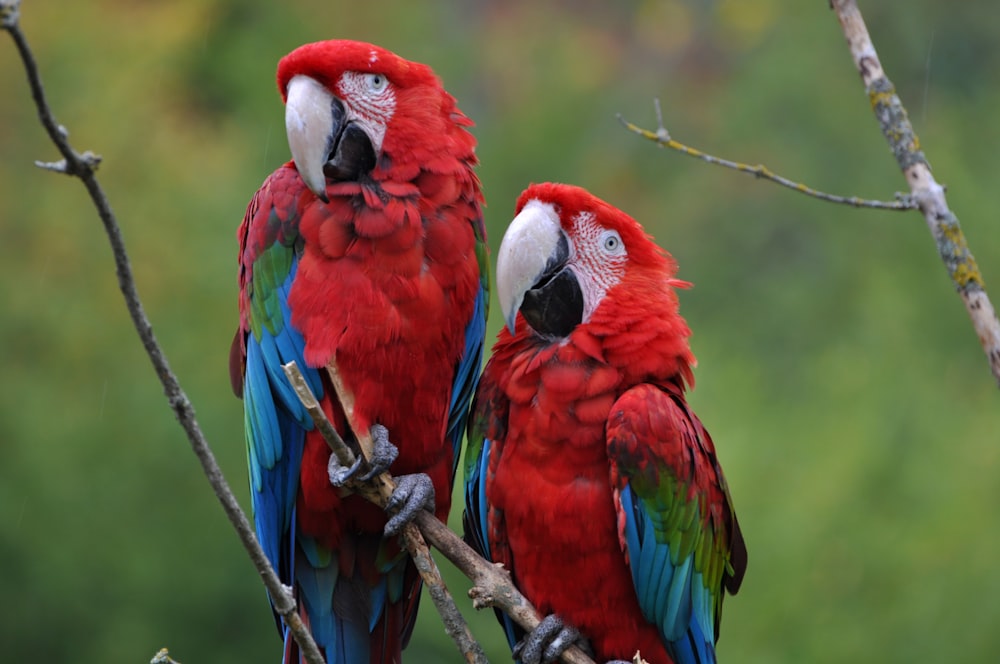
[285, 75, 335, 201]
[495, 200, 563, 333]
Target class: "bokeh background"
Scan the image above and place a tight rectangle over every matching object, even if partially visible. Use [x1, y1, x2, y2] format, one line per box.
[2, 1, 999, 662]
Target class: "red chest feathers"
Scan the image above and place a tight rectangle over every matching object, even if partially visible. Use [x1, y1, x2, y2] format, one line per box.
[289, 185, 479, 457]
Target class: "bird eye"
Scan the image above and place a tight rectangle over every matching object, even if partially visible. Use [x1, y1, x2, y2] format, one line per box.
[366, 73, 389, 93]
[601, 230, 624, 255]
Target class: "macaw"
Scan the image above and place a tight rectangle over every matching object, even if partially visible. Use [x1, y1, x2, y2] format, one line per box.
[464, 183, 746, 664]
[230, 40, 489, 664]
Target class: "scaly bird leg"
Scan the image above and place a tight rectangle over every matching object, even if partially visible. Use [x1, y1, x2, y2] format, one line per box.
[365, 424, 436, 536]
[513, 614, 590, 664]
[384, 472, 435, 536]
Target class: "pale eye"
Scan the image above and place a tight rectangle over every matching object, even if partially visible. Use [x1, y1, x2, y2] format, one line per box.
[601, 230, 625, 255]
[366, 73, 389, 94]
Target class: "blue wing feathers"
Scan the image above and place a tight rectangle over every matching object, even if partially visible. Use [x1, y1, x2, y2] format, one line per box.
[663, 554, 693, 640]
[611, 385, 728, 664]
[245, 255, 320, 585]
[622, 477, 715, 664]
[466, 436, 492, 560]
[447, 286, 487, 470]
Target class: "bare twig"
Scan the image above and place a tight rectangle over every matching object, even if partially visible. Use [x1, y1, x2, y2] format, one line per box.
[1, 6, 325, 663]
[619, 99, 916, 211]
[283, 361, 597, 664]
[830, 0, 1000, 386]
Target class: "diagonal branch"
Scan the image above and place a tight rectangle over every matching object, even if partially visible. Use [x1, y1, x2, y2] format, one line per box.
[283, 361, 597, 664]
[830, 0, 1000, 386]
[1, 5, 325, 663]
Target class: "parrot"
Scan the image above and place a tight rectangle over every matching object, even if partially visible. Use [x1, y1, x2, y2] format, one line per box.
[230, 40, 489, 664]
[464, 183, 746, 664]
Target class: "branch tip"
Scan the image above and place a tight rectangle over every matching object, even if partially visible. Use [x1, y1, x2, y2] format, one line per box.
[0, 0, 20, 28]
[34, 159, 70, 174]
[150, 648, 181, 664]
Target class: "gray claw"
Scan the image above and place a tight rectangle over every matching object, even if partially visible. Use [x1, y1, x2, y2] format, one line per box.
[513, 614, 582, 664]
[358, 423, 399, 481]
[328, 453, 363, 487]
[383, 473, 435, 536]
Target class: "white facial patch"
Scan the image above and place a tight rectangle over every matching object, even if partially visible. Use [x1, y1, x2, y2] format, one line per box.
[570, 211, 627, 323]
[336, 71, 397, 153]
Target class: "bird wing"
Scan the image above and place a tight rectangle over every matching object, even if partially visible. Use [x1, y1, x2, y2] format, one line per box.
[607, 381, 747, 664]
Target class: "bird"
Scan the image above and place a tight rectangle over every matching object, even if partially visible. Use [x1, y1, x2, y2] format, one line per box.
[231, 39, 489, 663]
[464, 182, 745, 664]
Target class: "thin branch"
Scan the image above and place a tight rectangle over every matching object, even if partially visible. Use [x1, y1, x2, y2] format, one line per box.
[1, 6, 325, 663]
[283, 362, 597, 664]
[619, 99, 916, 211]
[830, 0, 1000, 386]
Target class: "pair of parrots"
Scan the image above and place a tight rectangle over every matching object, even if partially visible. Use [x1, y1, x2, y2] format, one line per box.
[230, 39, 747, 664]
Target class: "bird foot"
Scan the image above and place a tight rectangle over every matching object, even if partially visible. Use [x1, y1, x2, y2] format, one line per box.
[513, 614, 589, 664]
[326, 423, 399, 487]
[327, 453, 363, 487]
[384, 472, 435, 536]
[359, 423, 399, 480]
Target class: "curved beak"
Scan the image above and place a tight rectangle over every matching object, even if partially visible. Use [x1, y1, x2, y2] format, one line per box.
[496, 200, 579, 336]
[285, 75, 378, 202]
[285, 75, 337, 202]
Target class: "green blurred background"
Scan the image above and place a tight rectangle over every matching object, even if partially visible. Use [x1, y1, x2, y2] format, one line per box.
[2, 1, 998, 662]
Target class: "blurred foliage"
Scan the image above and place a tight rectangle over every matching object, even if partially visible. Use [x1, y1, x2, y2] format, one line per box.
[2, 1, 999, 662]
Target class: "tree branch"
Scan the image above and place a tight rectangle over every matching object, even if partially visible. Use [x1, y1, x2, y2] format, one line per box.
[830, 0, 1000, 386]
[1, 4, 325, 663]
[283, 361, 597, 664]
[619, 99, 916, 211]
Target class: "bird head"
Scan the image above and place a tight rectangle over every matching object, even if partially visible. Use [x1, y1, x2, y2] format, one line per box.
[497, 182, 686, 339]
[277, 40, 471, 201]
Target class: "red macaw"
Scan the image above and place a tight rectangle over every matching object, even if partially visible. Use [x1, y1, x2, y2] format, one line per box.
[230, 40, 489, 664]
[464, 183, 746, 664]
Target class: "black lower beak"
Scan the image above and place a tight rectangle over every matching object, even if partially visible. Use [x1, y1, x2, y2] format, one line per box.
[323, 99, 376, 182]
[520, 267, 584, 338]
